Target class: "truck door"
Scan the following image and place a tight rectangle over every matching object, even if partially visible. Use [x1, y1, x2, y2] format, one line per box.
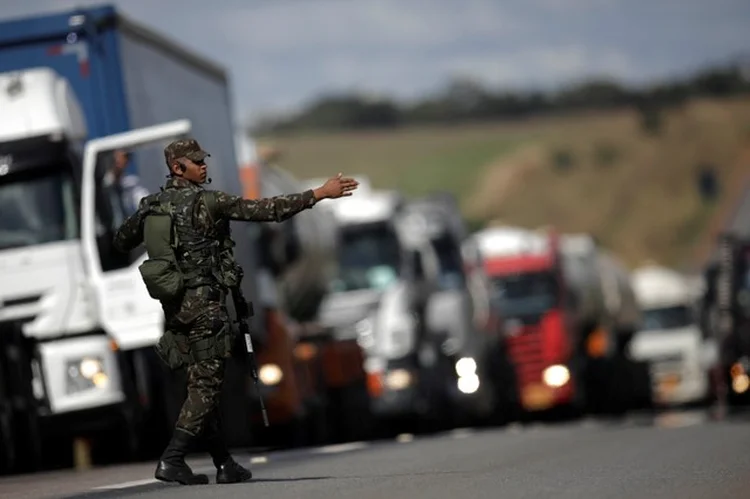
[79, 120, 192, 349]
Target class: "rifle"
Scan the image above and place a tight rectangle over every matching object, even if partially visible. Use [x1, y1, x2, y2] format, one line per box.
[230, 286, 270, 428]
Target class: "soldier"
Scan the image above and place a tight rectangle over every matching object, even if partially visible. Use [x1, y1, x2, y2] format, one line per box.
[113, 138, 358, 485]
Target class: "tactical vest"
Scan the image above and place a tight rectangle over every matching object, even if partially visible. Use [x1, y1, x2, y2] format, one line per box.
[162, 188, 221, 288]
[139, 187, 243, 302]
[143, 186, 242, 369]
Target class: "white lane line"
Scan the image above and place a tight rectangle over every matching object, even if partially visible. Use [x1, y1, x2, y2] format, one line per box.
[580, 417, 601, 429]
[92, 456, 270, 491]
[396, 433, 414, 443]
[313, 441, 368, 454]
[450, 428, 474, 439]
[654, 411, 707, 429]
[92, 478, 158, 490]
[507, 422, 524, 433]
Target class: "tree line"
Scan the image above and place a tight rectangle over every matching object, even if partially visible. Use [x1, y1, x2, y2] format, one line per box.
[252, 61, 750, 134]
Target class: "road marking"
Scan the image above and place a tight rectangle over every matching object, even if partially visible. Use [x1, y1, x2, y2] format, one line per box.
[580, 417, 601, 429]
[91, 457, 268, 491]
[654, 410, 707, 429]
[92, 478, 157, 490]
[396, 433, 414, 443]
[314, 441, 368, 454]
[507, 422, 524, 433]
[450, 428, 474, 439]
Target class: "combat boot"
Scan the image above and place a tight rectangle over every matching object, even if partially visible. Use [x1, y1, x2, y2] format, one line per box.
[154, 428, 209, 485]
[204, 428, 252, 484]
[216, 458, 253, 484]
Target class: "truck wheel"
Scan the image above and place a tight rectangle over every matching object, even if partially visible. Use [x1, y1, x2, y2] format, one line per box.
[0, 406, 13, 474]
[91, 406, 141, 465]
[629, 360, 654, 412]
[489, 358, 522, 426]
[138, 355, 184, 457]
[605, 357, 631, 417]
[0, 327, 43, 473]
[328, 381, 374, 443]
[0, 407, 42, 474]
[305, 397, 331, 446]
[584, 357, 627, 417]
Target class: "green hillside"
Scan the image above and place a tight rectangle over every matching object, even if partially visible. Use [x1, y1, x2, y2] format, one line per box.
[259, 97, 750, 269]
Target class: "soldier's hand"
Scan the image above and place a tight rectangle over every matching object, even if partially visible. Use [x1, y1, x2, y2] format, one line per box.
[314, 173, 359, 200]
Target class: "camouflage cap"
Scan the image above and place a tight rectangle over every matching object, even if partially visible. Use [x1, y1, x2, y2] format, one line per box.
[164, 138, 211, 164]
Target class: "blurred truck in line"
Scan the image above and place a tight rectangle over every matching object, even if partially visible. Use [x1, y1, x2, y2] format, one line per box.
[236, 142, 373, 445]
[629, 264, 716, 407]
[472, 225, 651, 417]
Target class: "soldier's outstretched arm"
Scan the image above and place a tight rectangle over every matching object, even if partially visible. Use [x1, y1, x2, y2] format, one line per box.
[210, 190, 317, 223]
[210, 173, 360, 223]
[113, 203, 146, 253]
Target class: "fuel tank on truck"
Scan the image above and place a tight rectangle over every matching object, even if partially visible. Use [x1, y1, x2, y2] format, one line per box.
[560, 234, 640, 337]
[559, 234, 607, 332]
[595, 249, 641, 336]
[238, 152, 339, 323]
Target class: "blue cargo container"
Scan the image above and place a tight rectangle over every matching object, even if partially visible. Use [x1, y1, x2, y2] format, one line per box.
[0, 4, 240, 193]
[0, 5, 262, 473]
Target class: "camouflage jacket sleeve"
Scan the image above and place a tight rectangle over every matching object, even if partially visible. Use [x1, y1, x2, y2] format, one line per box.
[206, 189, 317, 223]
[113, 202, 148, 253]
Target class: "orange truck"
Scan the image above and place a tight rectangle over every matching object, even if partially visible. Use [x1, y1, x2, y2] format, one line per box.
[236, 144, 372, 446]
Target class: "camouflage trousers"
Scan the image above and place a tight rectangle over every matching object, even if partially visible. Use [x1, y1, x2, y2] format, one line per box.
[170, 287, 232, 437]
[175, 357, 226, 436]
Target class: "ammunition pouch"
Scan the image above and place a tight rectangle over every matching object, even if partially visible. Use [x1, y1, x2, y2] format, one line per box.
[189, 322, 233, 363]
[155, 329, 191, 370]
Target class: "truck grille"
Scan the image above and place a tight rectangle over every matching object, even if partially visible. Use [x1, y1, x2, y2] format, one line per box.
[3, 294, 42, 307]
[650, 354, 684, 376]
[506, 327, 545, 385]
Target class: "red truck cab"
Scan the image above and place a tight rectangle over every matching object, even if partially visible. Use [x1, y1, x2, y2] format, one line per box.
[480, 229, 578, 412]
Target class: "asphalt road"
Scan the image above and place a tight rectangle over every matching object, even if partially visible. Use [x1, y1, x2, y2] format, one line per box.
[2, 410, 749, 499]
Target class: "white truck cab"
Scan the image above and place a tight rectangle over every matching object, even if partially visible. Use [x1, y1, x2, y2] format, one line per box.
[0, 69, 123, 415]
[630, 265, 714, 406]
[0, 68, 192, 471]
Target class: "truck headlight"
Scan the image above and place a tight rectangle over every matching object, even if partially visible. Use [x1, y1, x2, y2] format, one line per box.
[259, 363, 283, 386]
[455, 357, 477, 378]
[385, 369, 413, 390]
[458, 374, 480, 394]
[66, 357, 109, 394]
[542, 364, 570, 388]
[732, 374, 750, 394]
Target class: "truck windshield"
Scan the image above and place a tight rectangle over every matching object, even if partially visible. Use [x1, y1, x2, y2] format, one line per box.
[641, 305, 693, 331]
[0, 169, 78, 251]
[332, 222, 401, 292]
[430, 234, 466, 290]
[491, 271, 558, 319]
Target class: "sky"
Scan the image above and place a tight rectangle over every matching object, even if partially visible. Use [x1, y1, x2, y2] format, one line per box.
[2, 0, 750, 126]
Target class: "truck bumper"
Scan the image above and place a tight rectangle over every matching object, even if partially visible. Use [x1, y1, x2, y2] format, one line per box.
[37, 335, 126, 416]
[518, 380, 576, 411]
[445, 368, 497, 417]
[39, 401, 128, 436]
[371, 384, 425, 418]
[652, 371, 710, 406]
[367, 357, 433, 419]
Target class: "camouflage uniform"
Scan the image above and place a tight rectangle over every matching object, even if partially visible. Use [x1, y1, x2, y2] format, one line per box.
[113, 139, 315, 480]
